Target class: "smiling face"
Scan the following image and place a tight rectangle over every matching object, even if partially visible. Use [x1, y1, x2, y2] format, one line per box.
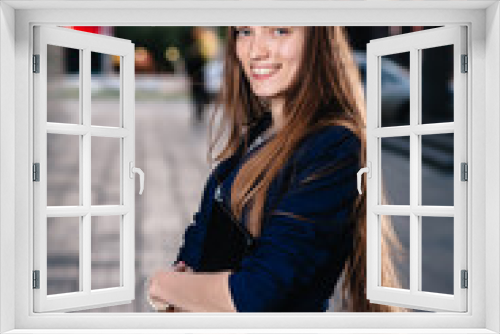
[235, 26, 306, 100]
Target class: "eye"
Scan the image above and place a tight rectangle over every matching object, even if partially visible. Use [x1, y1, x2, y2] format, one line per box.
[235, 27, 252, 37]
[274, 27, 291, 36]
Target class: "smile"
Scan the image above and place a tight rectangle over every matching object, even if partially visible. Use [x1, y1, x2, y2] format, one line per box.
[250, 65, 280, 80]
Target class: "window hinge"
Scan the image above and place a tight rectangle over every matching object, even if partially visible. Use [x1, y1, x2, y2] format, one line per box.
[33, 54, 40, 73]
[461, 163, 468, 181]
[461, 270, 468, 289]
[461, 54, 468, 73]
[33, 270, 40, 289]
[33, 163, 40, 182]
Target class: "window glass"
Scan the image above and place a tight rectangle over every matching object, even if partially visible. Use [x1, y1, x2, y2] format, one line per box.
[91, 137, 121, 205]
[47, 45, 80, 124]
[91, 52, 121, 127]
[421, 217, 454, 294]
[47, 217, 80, 295]
[47, 134, 80, 206]
[381, 52, 410, 127]
[421, 134, 454, 206]
[381, 136, 410, 205]
[92, 216, 122, 290]
[380, 215, 410, 290]
[421, 45, 454, 124]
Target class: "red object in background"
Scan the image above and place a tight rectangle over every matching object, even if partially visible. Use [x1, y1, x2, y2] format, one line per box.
[65, 26, 101, 34]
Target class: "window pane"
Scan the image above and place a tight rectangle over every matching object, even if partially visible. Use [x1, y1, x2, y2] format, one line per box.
[92, 216, 121, 290]
[92, 52, 121, 127]
[380, 215, 410, 290]
[380, 52, 410, 127]
[421, 134, 454, 206]
[91, 137, 121, 205]
[421, 216, 454, 294]
[47, 45, 80, 124]
[47, 133, 80, 206]
[47, 217, 80, 295]
[381, 136, 410, 205]
[421, 45, 454, 124]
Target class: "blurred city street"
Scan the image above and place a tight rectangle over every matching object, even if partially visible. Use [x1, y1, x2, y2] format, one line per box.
[130, 83, 212, 312]
[45, 25, 456, 313]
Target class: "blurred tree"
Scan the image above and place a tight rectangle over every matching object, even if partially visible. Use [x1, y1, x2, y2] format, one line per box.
[114, 26, 192, 73]
[216, 26, 228, 42]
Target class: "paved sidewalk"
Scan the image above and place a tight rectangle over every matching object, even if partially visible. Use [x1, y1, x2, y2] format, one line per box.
[86, 99, 213, 312]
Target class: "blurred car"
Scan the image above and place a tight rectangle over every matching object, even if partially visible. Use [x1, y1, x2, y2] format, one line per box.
[204, 56, 223, 97]
[352, 51, 410, 122]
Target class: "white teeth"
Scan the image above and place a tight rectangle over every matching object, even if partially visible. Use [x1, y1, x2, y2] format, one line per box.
[252, 68, 277, 75]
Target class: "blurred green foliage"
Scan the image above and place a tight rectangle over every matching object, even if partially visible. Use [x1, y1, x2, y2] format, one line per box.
[114, 27, 227, 73]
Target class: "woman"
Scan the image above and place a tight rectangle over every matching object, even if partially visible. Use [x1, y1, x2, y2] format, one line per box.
[148, 26, 405, 312]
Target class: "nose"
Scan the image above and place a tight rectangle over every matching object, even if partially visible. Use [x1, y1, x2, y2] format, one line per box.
[249, 34, 269, 60]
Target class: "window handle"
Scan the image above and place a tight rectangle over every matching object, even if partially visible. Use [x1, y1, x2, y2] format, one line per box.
[129, 162, 145, 195]
[357, 162, 371, 195]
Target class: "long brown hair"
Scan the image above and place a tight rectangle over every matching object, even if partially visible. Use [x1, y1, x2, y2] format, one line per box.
[208, 26, 407, 312]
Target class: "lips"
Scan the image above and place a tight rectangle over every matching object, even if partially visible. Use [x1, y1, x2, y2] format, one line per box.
[250, 64, 280, 80]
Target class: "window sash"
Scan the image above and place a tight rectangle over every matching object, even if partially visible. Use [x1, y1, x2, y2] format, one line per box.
[366, 26, 468, 312]
[33, 26, 136, 313]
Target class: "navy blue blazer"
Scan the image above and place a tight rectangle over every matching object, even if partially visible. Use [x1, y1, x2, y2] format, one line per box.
[176, 116, 361, 312]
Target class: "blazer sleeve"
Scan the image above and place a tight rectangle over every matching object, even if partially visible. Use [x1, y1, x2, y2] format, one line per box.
[175, 168, 219, 270]
[228, 126, 361, 312]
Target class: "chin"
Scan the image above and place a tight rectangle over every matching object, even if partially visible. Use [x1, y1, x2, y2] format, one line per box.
[253, 89, 284, 99]
[254, 93, 276, 99]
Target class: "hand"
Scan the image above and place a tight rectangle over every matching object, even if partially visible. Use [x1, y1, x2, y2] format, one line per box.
[147, 270, 170, 311]
[173, 261, 193, 273]
[166, 261, 193, 312]
[147, 261, 193, 312]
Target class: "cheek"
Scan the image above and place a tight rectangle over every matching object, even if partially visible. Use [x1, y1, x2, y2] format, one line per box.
[235, 40, 250, 61]
[280, 44, 303, 78]
[280, 37, 303, 63]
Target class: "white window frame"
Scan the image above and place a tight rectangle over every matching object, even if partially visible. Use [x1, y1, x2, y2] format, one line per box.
[33, 26, 137, 313]
[0, 1, 499, 333]
[365, 26, 468, 312]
